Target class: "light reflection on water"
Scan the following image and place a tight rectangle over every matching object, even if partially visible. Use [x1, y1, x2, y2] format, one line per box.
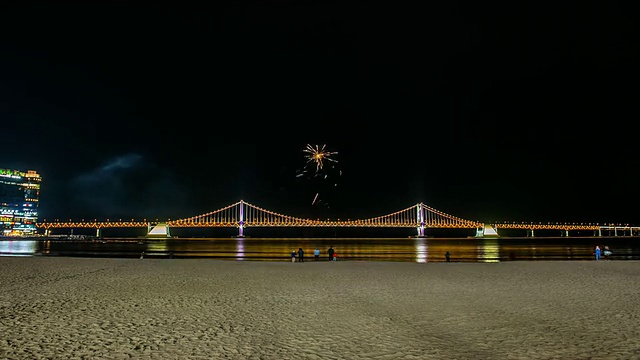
[236, 238, 245, 261]
[0, 240, 36, 256]
[478, 239, 500, 263]
[1, 237, 639, 262]
[415, 238, 427, 263]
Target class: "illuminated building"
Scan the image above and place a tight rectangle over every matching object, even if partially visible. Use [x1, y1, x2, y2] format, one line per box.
[0, 168, 41, 236]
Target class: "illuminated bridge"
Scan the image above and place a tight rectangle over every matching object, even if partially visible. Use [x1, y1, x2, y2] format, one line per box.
[36, 200, 639, 238]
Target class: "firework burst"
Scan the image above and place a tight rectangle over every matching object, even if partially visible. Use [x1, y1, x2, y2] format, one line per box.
[303, 144, 338, 172]
[297, 144, 342, 208]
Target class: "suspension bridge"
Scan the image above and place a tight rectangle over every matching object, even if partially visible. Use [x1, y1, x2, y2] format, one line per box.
[35, 200, 639, 238]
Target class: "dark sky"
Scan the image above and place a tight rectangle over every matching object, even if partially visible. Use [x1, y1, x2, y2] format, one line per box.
[1, 1, 638, 226]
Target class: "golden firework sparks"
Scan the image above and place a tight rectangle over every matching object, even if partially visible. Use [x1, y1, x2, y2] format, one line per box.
[303, 144, 338, 172]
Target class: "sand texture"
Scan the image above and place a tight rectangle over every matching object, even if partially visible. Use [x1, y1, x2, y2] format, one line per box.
[0, 257, 639, 359]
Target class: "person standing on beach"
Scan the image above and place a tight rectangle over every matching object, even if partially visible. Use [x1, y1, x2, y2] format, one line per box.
[328, 246, 334, 261]
[314, 248, 320, 261]
[291, 250, 296, 263]
[298, 248, 305, 262]
[594, 245, 601, 261]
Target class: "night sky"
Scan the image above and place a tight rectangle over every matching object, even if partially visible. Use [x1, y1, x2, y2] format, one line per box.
[1, 1, 638, 226]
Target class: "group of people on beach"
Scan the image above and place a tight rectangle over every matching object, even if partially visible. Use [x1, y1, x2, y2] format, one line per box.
[594, 245, 612, 260]
[291, 246, 337, 262]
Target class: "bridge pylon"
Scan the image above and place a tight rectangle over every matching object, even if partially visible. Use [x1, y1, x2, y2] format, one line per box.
[237, 200, 246, 238]
[416, 203, 426, 237]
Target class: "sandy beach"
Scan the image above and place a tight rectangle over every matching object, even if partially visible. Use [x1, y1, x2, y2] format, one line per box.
[0, 257, 639, 359]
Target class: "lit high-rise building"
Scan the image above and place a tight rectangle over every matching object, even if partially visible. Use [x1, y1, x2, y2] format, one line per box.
[0, 168, 41, 236]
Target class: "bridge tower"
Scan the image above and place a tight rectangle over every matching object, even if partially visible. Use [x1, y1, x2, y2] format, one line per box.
[416, 203, 426, 237]
[237, 200, 245, 237]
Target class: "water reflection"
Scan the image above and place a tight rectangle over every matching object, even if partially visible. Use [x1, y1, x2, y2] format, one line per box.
[0, 240, 36, 256]
[1, 237, 639, 261]
[146, 241, 169, 253]
[236, 238, 245, 261]
[42, 240, 51, 255]
[478, 239, 500, 263]
[415, 238, 427, 263]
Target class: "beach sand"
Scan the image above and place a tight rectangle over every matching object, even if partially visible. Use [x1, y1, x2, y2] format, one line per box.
[0, 257, 639, 359]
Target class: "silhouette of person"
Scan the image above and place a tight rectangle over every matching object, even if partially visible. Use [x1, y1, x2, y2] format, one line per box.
[298, 248, 304, 262]
[594, 245, 601, 261]
[328, 246, 334, 261]
[445, 251, 451, 262]
[291, 250, 296, 263]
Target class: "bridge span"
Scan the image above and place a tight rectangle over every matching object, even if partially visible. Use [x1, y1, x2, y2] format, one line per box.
[36, 200, 638, 238]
